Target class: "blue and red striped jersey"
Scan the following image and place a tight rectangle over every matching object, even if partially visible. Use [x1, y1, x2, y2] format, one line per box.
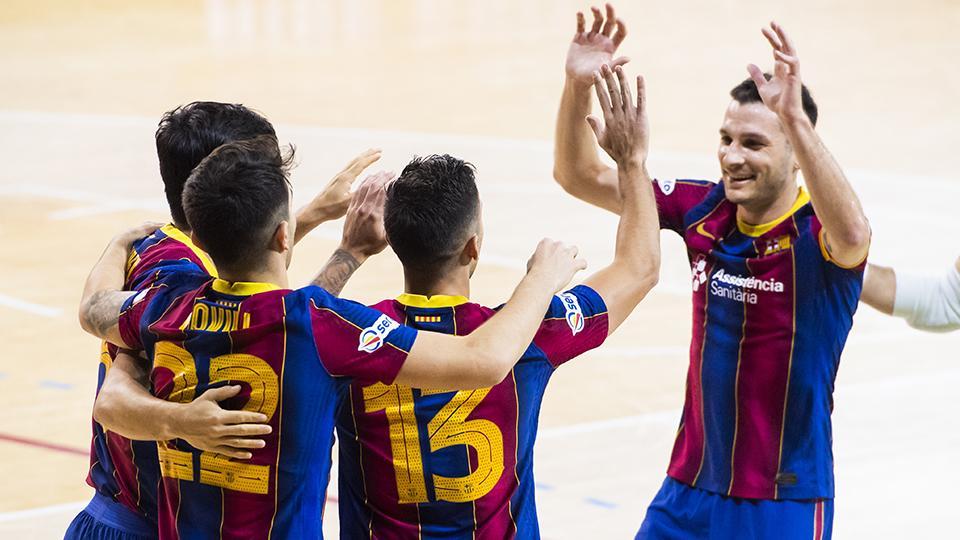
[336, 285, 609, 539]
[117, 273, 418, 539]
[655, 179, 864, 500]
[87, 224, 216, 527]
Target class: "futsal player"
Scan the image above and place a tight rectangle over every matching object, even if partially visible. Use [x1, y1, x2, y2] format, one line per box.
[69, 101, 384, 540]
[80, 135, 588, 538]
[860, 258, 960, 332]
[336, 65, 658, 539]
[554, 6, 871, 538]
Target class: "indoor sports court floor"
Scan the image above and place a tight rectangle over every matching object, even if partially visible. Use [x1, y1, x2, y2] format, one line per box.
[2, 1, 959, 537]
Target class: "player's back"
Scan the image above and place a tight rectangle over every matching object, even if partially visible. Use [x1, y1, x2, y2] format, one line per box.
[120, 275, 417, 539]
[337, 288, 608, 540]
[85, 224, 216, 531]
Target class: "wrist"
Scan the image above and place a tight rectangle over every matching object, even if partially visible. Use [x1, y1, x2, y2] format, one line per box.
[564, 75, 594, 94]
[161, 402, 187, 440]
[617, 155, 648, 173]
[335, 244, 369, 264]
[780, 111, 814, 132]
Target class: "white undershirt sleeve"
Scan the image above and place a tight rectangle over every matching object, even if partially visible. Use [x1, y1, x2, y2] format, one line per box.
[892, 263, 960, 333]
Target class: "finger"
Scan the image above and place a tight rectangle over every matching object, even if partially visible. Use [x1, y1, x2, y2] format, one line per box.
[210, 446, 253, 460]
[612, 18, 627, 47]
[593, 72, 613, 118]
[773, 50, 800, 75]
[219, 410, 270, 425]
[601, 4, 615, 36]
[601, 64, 623, 112]
[746, 64, 766, 89]
[610, 55, 630, 69]
[346, 149, 382, 175]
[201, 385, 242, 402]
[590, 6, 603, 34]
[585, 115, 604, 142]
[761, 26, 784, 52]
[771, 21, 797, 55]
[219, 423, 273, 437]
[222, 438, 267, 450]
[576, 11, 585, 34]
[635, 74, 646, 117]
[616, 65, 633, 115]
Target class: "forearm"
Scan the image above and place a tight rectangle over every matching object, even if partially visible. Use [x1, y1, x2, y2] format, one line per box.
[94, 363, 180, 441]
[79, 239, 135, 345]
[397, 273, 555, 389]
[294, 205, 335, 245]
[891, 261, 960, 332]
[554, 79, 619, 207]
[861, 263, 896, 315]
[784, 117, 870, 256]
[310, 248, 365, 296]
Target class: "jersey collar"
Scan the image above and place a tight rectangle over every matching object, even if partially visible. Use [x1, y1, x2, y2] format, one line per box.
[160, 224, 219, 277]
[396, 293, 470, 308]
[736, 187, 809, 237]
[212, 278, 282, 296]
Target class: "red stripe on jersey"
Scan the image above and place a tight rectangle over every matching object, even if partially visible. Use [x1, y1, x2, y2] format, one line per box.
[159, 476, 181, 540]
[106, 432, 141, 512]
[727, 245, 796, 498]
[667, 259, 712, 484]
[471, 371, 519, 540]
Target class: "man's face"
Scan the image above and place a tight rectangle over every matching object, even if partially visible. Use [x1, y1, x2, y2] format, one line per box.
[718, 101, 796, 211]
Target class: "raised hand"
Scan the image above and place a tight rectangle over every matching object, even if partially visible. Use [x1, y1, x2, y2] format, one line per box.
[565, 3, 628, 87]
[526, 238, 588, 294]
[307, 148, 382, 221]
[586, 64, 648, 167]
[747, 22, 806, 124]
[339, 171, 395, 258]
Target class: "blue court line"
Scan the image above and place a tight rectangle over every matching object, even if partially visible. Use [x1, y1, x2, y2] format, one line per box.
[535, 483, 555, 491]
[584, 497, 618, 509]
[0, 372, 7, 379]
[39, 380, 73, 390]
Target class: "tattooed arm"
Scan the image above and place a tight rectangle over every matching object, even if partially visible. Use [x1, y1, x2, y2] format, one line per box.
[310, 171, 393, 296]
[79, 222, 161, 346]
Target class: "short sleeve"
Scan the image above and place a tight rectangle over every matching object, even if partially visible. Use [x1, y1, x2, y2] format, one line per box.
[533, 284, 609, 368]
[654, 178, 714, 233]
[307, 288, 418, 383]
[811, 215, 868, 271]
[117, 285, 163, 350]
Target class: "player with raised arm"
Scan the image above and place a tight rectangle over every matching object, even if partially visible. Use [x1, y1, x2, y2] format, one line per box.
[335, 65, 658, 539]
[80, 136, 587, 538]
[68, 102, 384, 540]
[861, 258, 960, 332]
[555, 6, 870, 539]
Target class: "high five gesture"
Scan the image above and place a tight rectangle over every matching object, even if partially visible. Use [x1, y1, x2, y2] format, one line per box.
[565, 4, 629, 87]
[748, 22, 807, 125]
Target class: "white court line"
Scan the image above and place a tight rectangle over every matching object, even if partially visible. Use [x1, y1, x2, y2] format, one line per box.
[0, 500, 85, 523]
[0, 294, 62, 318]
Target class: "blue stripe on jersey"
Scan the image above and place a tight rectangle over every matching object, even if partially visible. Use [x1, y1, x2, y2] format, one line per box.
[510, 345, 554, 538]
[697, 250, 748, 491]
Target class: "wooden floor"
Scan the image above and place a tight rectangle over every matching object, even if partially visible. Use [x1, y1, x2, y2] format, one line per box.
[1, 1, 959, 538]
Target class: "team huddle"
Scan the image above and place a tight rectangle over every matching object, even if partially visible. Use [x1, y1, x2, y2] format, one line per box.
[63, 4, 957, 540]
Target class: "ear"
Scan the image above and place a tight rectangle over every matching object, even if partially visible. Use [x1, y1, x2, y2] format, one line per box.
[462, 234, 480, 263]
[271, 220, 291, 254]
[189, 231, 207, 252]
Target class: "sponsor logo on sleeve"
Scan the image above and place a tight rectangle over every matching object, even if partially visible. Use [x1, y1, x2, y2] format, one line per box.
[559, 292, 584, 335]
[657, 178, 676, 195]
[358, 314, 400, 353]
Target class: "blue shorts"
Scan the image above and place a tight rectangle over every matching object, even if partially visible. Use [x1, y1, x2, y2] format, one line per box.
[64, 492, 156, 540]
[636, 477, 832, 540]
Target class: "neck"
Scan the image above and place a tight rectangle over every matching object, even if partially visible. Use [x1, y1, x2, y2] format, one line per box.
[736, 184, 800, 226]
[403, 267, 470, 298]
[216, 255, 289, 289]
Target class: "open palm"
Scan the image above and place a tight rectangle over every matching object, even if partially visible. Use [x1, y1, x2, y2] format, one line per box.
[565, 4, 628, 86]
[748, 22, 805, 122]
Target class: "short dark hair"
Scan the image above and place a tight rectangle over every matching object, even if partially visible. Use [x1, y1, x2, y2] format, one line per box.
[730, 74, 818, 126]
[182, 136, 293, 272]
[384, 154, 480, 272]
[156, 102, 276, 229]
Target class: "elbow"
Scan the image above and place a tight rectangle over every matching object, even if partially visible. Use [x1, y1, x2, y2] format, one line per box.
[78, 298, 95, 336]
[552, 166, 579, 197]
[92, 390, 113, 427]
[837, 220, 872, 252]
[472, 348, 514, 388]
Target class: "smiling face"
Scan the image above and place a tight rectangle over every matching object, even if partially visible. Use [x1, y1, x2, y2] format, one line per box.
[718, 100, 797, 215]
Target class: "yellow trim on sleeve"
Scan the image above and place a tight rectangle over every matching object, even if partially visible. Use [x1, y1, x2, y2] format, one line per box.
[396, 293, 470, 308]
[212, 279, 282, 296]
[160, 224, 219, 278]
[736, 187, 810, 237]
[818, 228, 869, 269]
